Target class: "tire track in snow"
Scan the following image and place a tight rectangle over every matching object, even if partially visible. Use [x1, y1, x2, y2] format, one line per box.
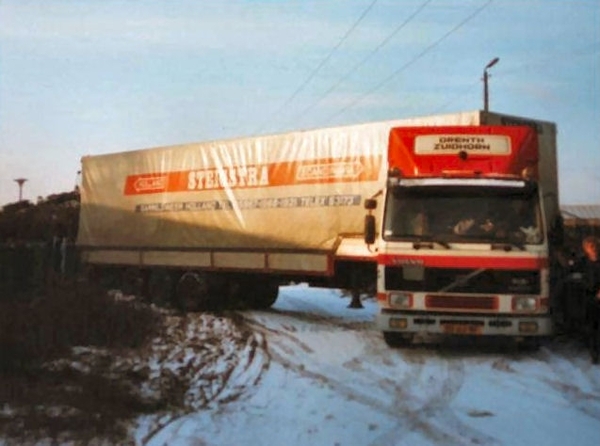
[368, 348, 498, 446]
[539, 341, 600, 422]
[240, 312, 497, 445]
[258, 306, 376, 331]
[139, 312, 271, 445]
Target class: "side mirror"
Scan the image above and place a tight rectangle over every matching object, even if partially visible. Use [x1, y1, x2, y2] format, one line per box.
[364, 215, 376, 245]
[364, 198, 377, 210]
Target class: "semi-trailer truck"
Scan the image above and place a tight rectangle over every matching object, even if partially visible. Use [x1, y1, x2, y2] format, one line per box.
[77, 109, 561, 331]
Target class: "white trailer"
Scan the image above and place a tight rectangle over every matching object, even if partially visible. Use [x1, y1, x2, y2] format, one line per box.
[77, 120, 401, 309]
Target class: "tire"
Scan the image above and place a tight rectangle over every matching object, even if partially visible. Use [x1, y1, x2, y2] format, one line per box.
[147, 269, 174, 306]
[176, 271, 210, 312]
[120, 267, 143, 296]
[85, 265, 118, 291]
[240, 277, 279, 309]
[383, 331, 413, 348]
[232, 275, 279, 309]
[252, 280, 279, 309]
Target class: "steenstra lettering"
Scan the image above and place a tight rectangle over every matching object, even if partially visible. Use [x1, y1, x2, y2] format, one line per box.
[123, 156, 382, 196]
[187, 166, 269, 190]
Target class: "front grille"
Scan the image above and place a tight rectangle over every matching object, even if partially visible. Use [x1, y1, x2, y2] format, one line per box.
[426, 294, 498, 311]
[385, 266, 540, 294]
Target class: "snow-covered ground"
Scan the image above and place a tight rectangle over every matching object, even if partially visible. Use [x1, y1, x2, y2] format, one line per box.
[136, 284, 600, 446]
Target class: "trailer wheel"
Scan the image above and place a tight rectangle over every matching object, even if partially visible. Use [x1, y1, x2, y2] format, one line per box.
[233, 276, 279, 309]
[147, 269, 174, 306]
[176, 271, 210, 312]
[383, 331, 413, 348]
[251, 280, 279, 309]
[85, 265, 119, 291]
[121, 267, 143, 297]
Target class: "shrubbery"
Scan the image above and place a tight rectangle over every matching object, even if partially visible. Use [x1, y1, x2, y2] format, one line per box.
[0, 282, 162, 373]
[0, 281, 165, 443]
[0, 191, 172, 443]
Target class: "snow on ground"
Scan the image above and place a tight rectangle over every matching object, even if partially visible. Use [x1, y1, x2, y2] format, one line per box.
[138, 284, 600, 446]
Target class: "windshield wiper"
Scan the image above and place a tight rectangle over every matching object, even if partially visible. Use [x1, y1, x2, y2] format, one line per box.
[491, 241, 525, 251]
[412, 236, 450, 250]
[492, 233, 527, 251]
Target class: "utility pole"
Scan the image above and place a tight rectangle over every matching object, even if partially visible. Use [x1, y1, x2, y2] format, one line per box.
[14, 178, 28, 202]
[483, 57, 499, 112]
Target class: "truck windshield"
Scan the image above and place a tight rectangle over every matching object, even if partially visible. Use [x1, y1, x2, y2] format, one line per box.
[383, 184, 543, 245]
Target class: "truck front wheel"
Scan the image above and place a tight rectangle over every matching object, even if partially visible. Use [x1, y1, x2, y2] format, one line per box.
[383, 331, 413, 348]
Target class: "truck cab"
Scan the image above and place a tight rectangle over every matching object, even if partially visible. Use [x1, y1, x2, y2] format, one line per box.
[366, 124, 557, 346]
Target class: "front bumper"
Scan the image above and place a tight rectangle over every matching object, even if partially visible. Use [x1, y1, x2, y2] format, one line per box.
[376, 310, 554, 337]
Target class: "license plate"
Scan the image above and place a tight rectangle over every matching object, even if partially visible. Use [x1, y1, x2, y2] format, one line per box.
[442, 323, 483, 335]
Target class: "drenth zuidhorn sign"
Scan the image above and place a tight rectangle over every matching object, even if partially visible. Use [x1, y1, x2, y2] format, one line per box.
[414, 135, 511, 155]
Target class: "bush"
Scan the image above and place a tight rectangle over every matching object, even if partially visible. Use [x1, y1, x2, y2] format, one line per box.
[0, 284, 162, 373]
[0, 283, 164, 443]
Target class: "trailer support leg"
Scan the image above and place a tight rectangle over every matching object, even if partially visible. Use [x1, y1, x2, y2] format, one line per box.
[348, 288, 364, 309]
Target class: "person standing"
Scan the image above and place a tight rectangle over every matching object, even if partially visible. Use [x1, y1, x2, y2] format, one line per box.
[581, 236, 600, 363]
[582, 236, 600, 300]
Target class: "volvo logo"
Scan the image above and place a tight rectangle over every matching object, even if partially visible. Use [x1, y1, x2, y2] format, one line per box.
[392, 258, 424, 266]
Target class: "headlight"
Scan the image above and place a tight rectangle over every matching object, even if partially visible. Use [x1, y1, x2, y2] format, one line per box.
[389, 292, 412, 308]
[512, 296, 538, 311]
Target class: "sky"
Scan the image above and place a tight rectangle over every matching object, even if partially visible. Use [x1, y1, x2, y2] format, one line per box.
[0, 0, 598, 206]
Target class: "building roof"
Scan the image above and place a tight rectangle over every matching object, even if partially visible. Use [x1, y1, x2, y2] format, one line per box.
[561, 205, 600, 221]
